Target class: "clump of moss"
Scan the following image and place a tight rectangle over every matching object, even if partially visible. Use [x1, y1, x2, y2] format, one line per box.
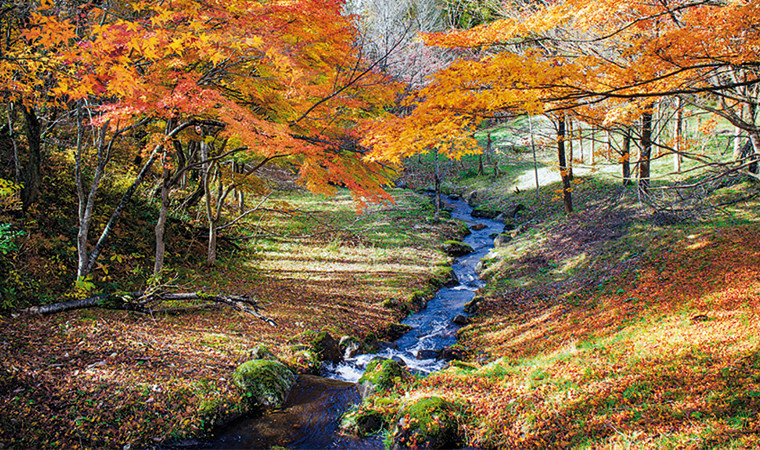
[231, 359, 296, 409]
[357, 359, 410, 398]
[392, 396, 462, 449]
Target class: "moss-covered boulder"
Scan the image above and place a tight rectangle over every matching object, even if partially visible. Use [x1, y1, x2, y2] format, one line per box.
[391, 397, 462, 449]
[471, 207, 499, 219]
[357, 359, 410, 399]
[232, 359, 296, 409]
[442, 241, 473, 257]
[385, 323, 412, 341]
[464, 295, 483, 314]
[289, 348, 321, 374]
[311, 331, 342, 363]
[342, 406, 388, 437]
[431, 266, 458, 288]
[247, 344, 279, 361]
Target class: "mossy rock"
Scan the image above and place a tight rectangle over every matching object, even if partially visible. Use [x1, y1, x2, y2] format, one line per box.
[247, 344, 279, 361]
[471, 207, 499, 219]
[430, 266, 458, 288]
[463, 296, 483, 314]
[442, 241, 473, 257]
[232, 359, 296, 409]
[408, 291, 429, 311]
[342, 407, 387, 437]
[357, 359, 410, 399]
[311, 331, 342, 363]
[385, 323, 412, 341]
[286, 348, 321, 374]
[361, 332, 379, 354]
[392, 397, 462, 449]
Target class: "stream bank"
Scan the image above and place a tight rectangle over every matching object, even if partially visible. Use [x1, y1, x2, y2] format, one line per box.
[197, 196, 502, 448]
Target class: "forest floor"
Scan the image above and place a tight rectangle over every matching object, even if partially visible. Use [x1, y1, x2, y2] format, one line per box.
[4, 144, 760, 448]
[0, 189, 460, 448]
[382, 150, 760, 448]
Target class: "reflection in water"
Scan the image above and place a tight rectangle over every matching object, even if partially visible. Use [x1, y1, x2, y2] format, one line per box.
[199, 376, 383, 449]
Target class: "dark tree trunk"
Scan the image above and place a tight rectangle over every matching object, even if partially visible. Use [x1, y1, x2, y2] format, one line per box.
[622, 129, 632, 186]
[639, 110, 653, 196]
[557, 117, 573, 214]
[20, 106, 42, 213]
[433, 151, 441, 223]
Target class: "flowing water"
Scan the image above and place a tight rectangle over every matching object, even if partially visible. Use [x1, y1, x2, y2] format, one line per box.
[325, 196, 503, 381]
[193, 196, 502, 449]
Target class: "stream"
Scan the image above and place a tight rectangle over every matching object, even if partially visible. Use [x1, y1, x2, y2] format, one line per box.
[195, 196, 502, 449]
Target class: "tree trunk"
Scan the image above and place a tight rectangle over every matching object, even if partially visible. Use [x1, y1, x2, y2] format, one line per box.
[6, 103, 21, 184]
[200, 139, 219, 266]
[566, 114, 574, 180]
[528, 115, 540, 197]
[433, 151, 441, 223]
[20, 106, 42, 213]
[606, 130, 612, 160]
[589, 125, 596, 165]
[674, 97, 683, 173]
[638, 110, 653, 196]
[622, 129, 632, 186]
[557, 117, 573, 214]
[153, 167, 171, 275]
[748, 130, 760, 174]
[578, 122, 584, 163]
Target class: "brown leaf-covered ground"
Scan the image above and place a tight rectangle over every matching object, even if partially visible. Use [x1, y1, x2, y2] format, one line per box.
[0, 190, 457, 448]
[396, 179, 760, 448]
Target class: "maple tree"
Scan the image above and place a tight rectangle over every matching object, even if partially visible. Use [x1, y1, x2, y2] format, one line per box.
[7, 0, 401, 278]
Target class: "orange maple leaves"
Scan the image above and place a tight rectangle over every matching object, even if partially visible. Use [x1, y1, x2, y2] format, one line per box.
[362, 0, 760, 164]
[14, 0, 399, 202]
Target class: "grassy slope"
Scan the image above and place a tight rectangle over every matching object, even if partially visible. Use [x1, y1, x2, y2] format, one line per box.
[0, 189, 457, 448]
[392, 125, 760, 448]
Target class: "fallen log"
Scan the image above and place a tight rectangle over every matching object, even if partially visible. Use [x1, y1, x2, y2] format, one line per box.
[23, 291, 277, 327]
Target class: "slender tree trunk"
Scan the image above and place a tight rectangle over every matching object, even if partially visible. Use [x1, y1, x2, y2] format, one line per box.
[606, 130, 612, 160]
[20, 106, 42, 213]
[557, 117, 573, 214]
[589, 125, 596, 165]
[200, 140, 218, 266]
[639, 110, 653, 196]
[528, 115, 540, 198]
[433, 151, 441, 223]
[674, 97, 683, 173]
[485, 130, 493, 164]
[733, 103, 745, 161]
[153, 161, 171, 275]
[622, 129, 632, 186]
[749, 130, 760, 174]
[566, 114, 574, 180]
[578, 122, 584, 163]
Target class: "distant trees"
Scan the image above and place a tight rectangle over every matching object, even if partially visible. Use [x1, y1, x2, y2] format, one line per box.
[362, 0, 760, 212]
